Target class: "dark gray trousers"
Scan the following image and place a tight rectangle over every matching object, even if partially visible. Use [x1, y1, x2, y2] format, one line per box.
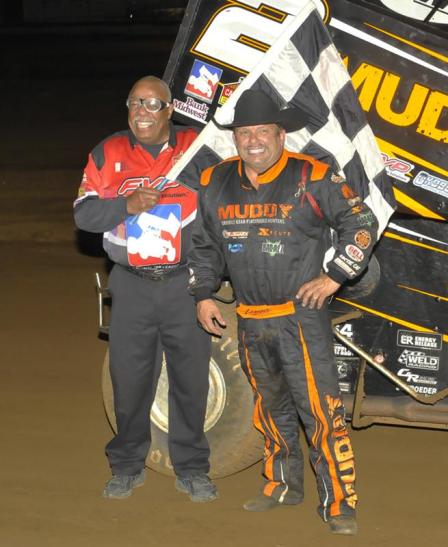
[106, 264, 211, 476]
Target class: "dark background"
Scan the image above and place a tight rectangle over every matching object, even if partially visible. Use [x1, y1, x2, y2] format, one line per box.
[0, 23, 180, 171]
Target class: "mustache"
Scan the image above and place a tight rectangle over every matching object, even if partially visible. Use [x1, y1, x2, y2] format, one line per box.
[133, 116, 155, 123]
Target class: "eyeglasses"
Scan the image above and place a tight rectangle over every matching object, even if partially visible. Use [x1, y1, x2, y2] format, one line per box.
[126, 97, 170, 113]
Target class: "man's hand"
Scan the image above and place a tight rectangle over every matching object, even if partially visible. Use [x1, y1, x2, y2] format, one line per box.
[126, 188, 161, 215]
[296, 273, 341, 310]
[197, 299, 227, 336]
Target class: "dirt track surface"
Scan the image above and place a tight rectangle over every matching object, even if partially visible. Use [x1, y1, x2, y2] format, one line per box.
[1, 25, 447, 547]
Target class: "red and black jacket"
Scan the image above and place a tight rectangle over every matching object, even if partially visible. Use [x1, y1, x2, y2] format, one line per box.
[74, 124, 201, 268]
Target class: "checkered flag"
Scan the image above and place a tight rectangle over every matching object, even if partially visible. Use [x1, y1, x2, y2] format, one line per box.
[167, 0, 396, 236]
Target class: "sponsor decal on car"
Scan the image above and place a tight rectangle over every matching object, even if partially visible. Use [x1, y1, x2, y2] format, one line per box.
[188, 1, 329, 78]
[337, 361, 349, 378]
[185, 59, 223, 103]
[397, 330, 442, 351]
[381, 152, 414, 183]
[412, 386, 437, 395]
[397, 368, 437, 385]
[218, 78, 244, 105]
[173, 97, 209, 123]
[334, 324, 356, 356]
[398, 349, 440, 371]
[338, 382, 351, 394]
[413, 171, 448, 199]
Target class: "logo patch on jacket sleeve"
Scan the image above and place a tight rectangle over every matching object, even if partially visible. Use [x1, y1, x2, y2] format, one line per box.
[345, 244, 364, 262]
[354, 230, 372, 249]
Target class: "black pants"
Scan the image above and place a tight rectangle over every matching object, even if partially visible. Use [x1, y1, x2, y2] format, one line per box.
[238, 304, 357, 520]
[106, 264, 211, 476]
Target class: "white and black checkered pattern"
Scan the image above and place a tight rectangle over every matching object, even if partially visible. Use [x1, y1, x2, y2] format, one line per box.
[168, 0, 396, 236]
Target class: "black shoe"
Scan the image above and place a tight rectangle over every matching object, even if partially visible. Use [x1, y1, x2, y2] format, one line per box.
[175, 473, 219, 503]
[103, 469, 145, 499]
[243, 492, 303, 512]
[328, 515, 358, 535]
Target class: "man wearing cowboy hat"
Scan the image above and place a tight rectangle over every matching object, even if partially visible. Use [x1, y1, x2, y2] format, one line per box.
[188, 89, 379, 535]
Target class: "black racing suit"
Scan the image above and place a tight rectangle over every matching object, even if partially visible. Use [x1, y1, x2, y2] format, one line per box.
[188, 149, 379, 519]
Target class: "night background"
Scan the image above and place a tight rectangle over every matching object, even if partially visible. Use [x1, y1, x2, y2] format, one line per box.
[0, 0, 187, 172]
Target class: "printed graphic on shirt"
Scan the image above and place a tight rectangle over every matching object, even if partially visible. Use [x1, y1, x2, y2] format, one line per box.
[126, 204, 181, 265]
[218, 203, 294, 225]
[262, 240, 285, 256]
[125, 180, 197, 267]
[228, 243, 244, 253]
[222, 230, 249, 239]
[118, 176, 180, 195]
[258, 228, 291, 237]
[185, 59, 223, 103]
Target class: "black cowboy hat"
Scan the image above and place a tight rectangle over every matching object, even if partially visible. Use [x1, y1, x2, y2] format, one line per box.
[218, 89, 309, 133]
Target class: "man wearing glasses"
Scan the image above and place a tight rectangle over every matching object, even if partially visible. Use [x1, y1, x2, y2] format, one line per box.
[74, 76, 217, 502]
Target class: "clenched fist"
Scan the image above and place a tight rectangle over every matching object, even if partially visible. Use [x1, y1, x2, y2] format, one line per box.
[126, 188, 161, 215]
